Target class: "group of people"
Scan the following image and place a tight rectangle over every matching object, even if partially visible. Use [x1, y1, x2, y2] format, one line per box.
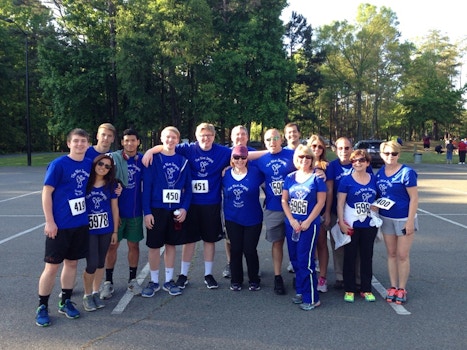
[35, 121, 419, 327]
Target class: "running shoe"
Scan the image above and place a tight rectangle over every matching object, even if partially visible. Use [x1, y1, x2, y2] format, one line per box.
[287, 262, 295, 273]
[35, 305, 50, 327]
[344, 292, 355, 303]
[222, 263, 231, 279]
[300, 300, 321, 311]
[141, 281, 161, 298]
[82, 295, 97, 312]
[58, 299, 80, 319]
[317, 276, 328, 293]
[386, 287, 397, 303]
[248, 282, 261, 291]
[175, 274, 188, 289]
[128, 279, 143, 296]
[204, 274, 219, 289]
[274, 275, 286, 295]
[360, 292, 376, 302]
[230, 283, 242, 291]
[292, 294, 303, 304]
[395, 288, 407, 304]
[163, 280, 182, 296]
[92, 292, 105, 309]
[100, 281, 114, 300]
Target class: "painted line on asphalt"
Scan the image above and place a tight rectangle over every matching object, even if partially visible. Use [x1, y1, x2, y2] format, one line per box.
[111, 247, 164, 315]
[0, 223, 45, 245]
[0, 191, 41, 203]
[372, 276, 411, 315]
[418, 208, 467, 230]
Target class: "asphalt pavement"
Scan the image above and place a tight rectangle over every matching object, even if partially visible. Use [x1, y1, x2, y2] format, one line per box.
[0, 162, 466, 350]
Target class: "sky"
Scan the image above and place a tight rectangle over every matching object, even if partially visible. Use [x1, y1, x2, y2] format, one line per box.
[281, 0, 466, 44]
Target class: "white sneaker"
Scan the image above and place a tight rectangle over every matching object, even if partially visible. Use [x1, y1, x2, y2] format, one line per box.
[99, 281, 114, 300]
[287, 262, 295, 273]
[317, 276, 328, 293]
[128, 279, 143, 295]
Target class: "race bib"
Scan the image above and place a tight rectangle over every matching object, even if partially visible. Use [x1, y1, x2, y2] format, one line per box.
[68, 197, 85, 216]
[271, 181, 284, 196]
[372, 197, 396, 210]
[89, 213, 109, 229]
[290, 198, 308, 215]
[163, 189, 181, 203]
[192, 180, 209, 193]
[354, 202, 370, 215]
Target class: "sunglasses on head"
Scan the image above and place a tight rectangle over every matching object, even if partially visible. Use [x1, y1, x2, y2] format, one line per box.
[233, 156, 247, 160]
[97, 161, 112, 170]
[337, 146, 350, 151]
[298, 154, 312, 159]
[351, 157, 367, 163]
[382, 152, 399, 156]
[311, 144, 324, 150]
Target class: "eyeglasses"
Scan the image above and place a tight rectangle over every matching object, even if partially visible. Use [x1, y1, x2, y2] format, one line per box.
[337, 146, 350, 151]
[351, 157, 367, 163]
[382, 152, 399, 156]
[298, 154, 313, 159]
[265, 136, 281, 142]
[97, 161, 112, 170]
[199, 134, 214, 138]
[232, 156, 247, 160]
[311, 144, 324, 150]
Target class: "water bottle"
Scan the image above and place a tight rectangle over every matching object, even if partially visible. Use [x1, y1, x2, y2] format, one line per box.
[173, 209, 182, 231]
[291, 225, 301, 242]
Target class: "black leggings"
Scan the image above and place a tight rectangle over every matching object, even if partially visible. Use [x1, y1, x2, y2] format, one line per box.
[85, 233, 112, 274]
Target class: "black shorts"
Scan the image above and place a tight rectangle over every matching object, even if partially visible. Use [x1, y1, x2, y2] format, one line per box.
[146, 208, 186, 249]
[185, 203, 223, 243]
[44, 225, 89, 264]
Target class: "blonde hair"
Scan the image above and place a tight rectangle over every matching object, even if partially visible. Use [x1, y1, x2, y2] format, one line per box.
[293, 144, 315, 170]
[161, 126, 180, 140]
[307, 134, 328, 169]
[98, 123, 116, 137]
[196, 123, 216, 137]
[380, 140, 401, 153]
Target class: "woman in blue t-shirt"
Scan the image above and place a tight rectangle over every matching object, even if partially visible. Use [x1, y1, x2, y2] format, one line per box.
[82, 154, 119, 312]
[376, 141, 418, 305]
[282, 145, 326, 311]
[222, 145, 264, 292]
[337, 150, 378, 303]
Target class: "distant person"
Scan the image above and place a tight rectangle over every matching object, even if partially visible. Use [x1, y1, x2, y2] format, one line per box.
[422, 135, 430, 151]
[396, 137, 403, 146]
[446, 140, 455, 164]
[434, 145, 443, 154]
[82, 154, 119, 311]
[457, 138, 466, 164]
[36, 128, 92, 327]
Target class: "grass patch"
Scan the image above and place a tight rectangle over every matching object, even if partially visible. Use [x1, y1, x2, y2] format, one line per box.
[0, 153, 64, 167]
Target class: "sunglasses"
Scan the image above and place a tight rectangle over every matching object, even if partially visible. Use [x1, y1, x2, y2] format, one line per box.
[233, 156, 247, 160]
[311, 144, 324, 150]
[337, 146, 350, 151]
[265, 136, 281, 142]
[298, 154, 313, 159]
[97, 161, 112, 170]
[382, 152, 399, 156]
[351, 157, 367, 163]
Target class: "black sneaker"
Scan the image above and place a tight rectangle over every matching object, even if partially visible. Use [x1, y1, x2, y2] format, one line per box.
[204, 274, 219, 289]
[274, 275, 286, 295]
[175, 274, 188, 289]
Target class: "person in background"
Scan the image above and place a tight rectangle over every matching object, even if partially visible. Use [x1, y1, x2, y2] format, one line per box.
[457, 138, 466, 164]
[85, 123, 116, 161]
[222, 145, 264, 291]
[100, 129, 144, 299]
[446, 140, 455, 164]
[376, 141, 418, 305]
[36, 128, 92, 327]
[141, 126, 192, 297]
[82, 154, 119, 311]
[284, 122, 301, 151]
[337, 150, 378, 303]
[307, 134, 330, 293]
[282, 145, 326, 310]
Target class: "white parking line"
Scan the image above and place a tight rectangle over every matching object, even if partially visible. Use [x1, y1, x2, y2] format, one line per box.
[0, 191, 41, 203]
[0, 223, 45, 245]
[418, 208, 467, 230]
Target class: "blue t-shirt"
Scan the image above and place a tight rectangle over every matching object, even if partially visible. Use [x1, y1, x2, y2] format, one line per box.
[176, 142, 231, 205]
[44, 155, 92, 229]
[326, 159, 373, 214]
[86, 183, 118, 235]
[338, 174, 378, 227]
[118, 154, 143, 218]
[222, 166, 265, 226]
[283, 171, 327, 224]
[143, 153, 192, 214]
[85, 146, 102, 162]
[256, 148, 295, 211]
[376, 165, 417, 219]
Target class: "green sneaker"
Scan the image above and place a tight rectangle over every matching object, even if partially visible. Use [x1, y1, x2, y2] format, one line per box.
[344, 292, 354, 303]
[360, 292, 376, 302]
